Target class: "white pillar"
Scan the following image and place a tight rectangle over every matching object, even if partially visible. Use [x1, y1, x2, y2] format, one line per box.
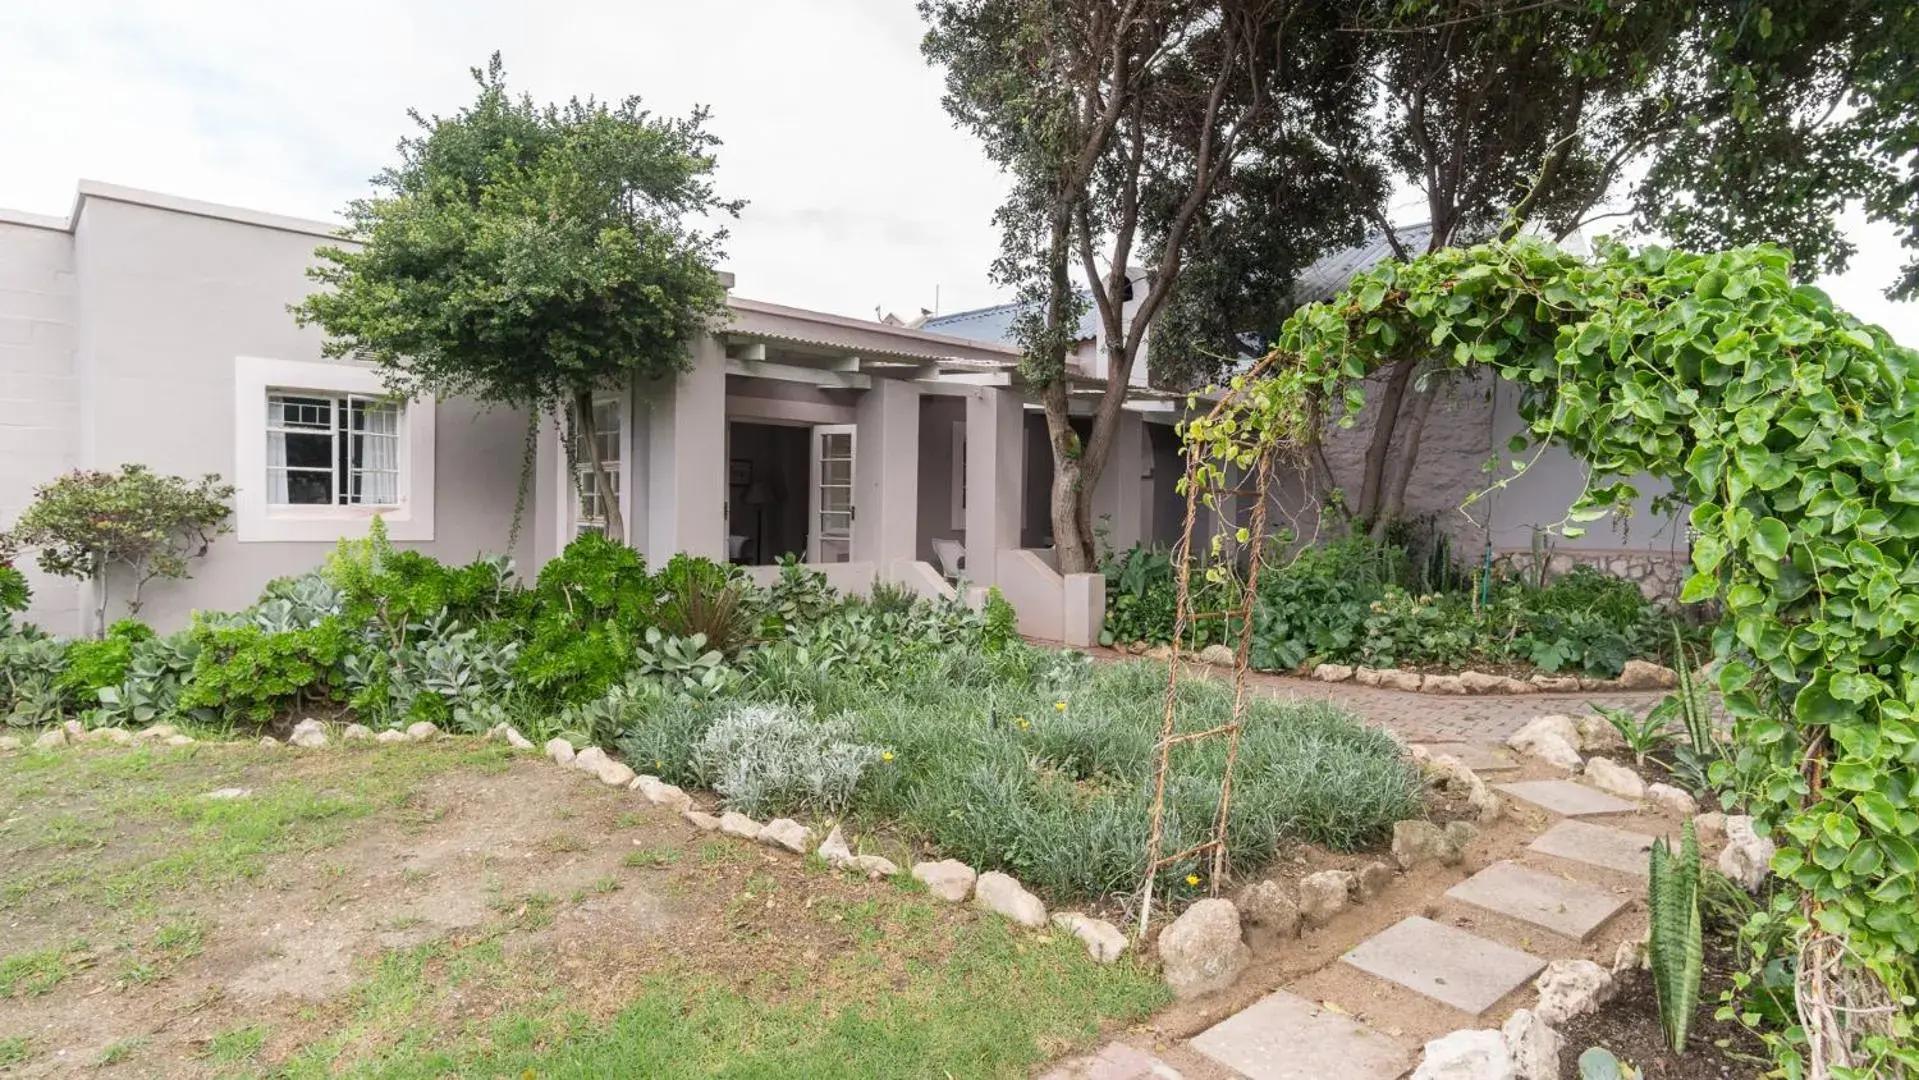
[641, 336, 726, 562]
[854, 377, 920, 578]
[964, 386, 1023, 586]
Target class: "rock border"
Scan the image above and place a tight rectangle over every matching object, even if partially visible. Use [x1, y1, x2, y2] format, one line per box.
[1121, 642, 1679, 695]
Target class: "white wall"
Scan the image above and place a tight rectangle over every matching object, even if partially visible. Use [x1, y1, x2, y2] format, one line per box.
[0, 218, 81, 631]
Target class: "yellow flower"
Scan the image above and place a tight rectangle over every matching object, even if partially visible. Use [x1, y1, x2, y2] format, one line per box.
[1054, 701, 1067, 711]
[654, 760, 663, 769]
[1185, 874, 1200, 886]
[882, 751, 895, 762]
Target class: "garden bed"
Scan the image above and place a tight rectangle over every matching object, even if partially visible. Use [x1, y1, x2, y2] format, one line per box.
[1557, 930, 1770, 1079]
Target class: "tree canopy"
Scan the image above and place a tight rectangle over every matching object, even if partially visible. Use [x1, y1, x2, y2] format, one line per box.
[295, 55, 741, 541]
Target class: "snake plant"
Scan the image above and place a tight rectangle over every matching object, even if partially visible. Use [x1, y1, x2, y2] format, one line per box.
[1648, 820, 1703, 1052]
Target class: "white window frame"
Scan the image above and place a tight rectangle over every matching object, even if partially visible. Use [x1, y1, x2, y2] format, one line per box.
[572, 391, 628, 538]
[265, 392, 403, 509]
[234, 356, 436, 543]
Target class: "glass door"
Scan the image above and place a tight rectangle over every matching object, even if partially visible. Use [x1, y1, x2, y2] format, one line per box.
[809, 424, 855, 563]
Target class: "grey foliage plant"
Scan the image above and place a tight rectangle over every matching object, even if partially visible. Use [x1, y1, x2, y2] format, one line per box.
[692, 702, 888, 817]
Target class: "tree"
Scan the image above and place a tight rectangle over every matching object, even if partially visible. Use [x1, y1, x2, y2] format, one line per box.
[2, 465, 233, 633]
[922, 0, 1369, 573]
[295, 55, 741, 544]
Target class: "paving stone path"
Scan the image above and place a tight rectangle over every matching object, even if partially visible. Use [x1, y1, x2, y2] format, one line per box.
[1052, 745, 1672, 1080]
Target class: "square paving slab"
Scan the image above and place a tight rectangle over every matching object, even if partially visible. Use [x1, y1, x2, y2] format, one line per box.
[1341, 916, 1546, 1016]
[1415, 742, 1521, 773]
[1529, 818, 1660, 876]
[1445, 860, 1630, 941]
[1038, 1041, 1184, 1080]
[1495, 778, 1638, 816]
[1190, 989, 1415, 1080]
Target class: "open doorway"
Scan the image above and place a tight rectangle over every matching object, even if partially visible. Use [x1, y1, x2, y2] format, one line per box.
[726, 422, 810, 565]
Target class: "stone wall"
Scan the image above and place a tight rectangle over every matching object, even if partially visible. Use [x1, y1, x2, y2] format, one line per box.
[1493, 548, 1690, 602]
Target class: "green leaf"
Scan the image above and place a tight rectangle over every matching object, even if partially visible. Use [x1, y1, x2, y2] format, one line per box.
[1752, 517, 1791, 560]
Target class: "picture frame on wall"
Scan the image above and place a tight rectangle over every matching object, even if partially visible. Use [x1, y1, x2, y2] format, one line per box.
[729, 459, 752, 487]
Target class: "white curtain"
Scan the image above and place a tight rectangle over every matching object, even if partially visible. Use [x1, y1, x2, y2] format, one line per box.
[265, 398, 290, 503]
[356, 401, 401, 505]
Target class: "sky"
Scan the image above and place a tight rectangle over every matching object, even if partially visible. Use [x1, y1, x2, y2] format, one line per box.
[2, 0, 1913, 346]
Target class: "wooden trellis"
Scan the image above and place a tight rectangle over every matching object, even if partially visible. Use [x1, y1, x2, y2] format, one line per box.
[1137, 363, 1288, 940]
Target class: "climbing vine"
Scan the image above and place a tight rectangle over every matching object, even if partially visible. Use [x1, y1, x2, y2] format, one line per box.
[1189, 238, 1919, 1074]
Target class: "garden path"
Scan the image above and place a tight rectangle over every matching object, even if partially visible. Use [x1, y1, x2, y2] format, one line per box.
[1043, 746, 1693, 1080]
[1070, 644, 1670, 743]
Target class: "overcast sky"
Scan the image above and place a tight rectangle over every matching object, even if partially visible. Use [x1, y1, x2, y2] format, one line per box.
[3, 0, 1912, 345]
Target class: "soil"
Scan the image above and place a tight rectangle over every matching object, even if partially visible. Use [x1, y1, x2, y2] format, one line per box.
[1557, 930, 1772, 1079]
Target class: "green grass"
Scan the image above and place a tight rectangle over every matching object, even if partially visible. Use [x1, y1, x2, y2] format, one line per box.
[96, 1036, 146, 1066]
[0, 1035, 28, 1066]
[205, 1024, 270, 1064]
[625, 846, 680, 868]
[274, 908, 1166, 1080]
[0, 940, 87, 997]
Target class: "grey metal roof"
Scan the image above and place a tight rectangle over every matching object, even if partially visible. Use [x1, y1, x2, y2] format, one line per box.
[919, 299, 1099, 346]
[1292, 222, 1435, 303]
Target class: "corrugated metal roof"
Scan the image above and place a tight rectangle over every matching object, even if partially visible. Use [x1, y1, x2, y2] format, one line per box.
[919, 299, 1099, 346]
[1292, 222, 1435, 303]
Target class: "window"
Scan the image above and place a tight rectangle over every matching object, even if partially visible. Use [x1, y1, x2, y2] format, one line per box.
[266, 393, 402, 506]
[233, 356, 435, 543]
[574, 394, 624, 536]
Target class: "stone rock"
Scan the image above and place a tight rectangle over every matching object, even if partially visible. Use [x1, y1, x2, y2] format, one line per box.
[1528, 674, 1581, 693]
[1354, 666, 1386, 687]
[1533, 959, 1615, 1026]
[405, 721, 441, 742]
[258, 736, 281, 749]
[1617, 659, 1678, 690]
[1298, 870, 1353, 927]
[164, 734, 194, 746]
[137, 724, 178, 741]
[1718, 815, 1776, 891]
[375, 729, 408, 744]
[1392, 820, 1462, 870]
[289, 719, 328, 749]
[1143, 644, 1174, 661]
[1460, 670, 1531, 695]
[633, 775, 693, 812]
[545, 738, 575, 765]
[912, 859, 978, 902]
[1572, 713, 1625, 753]
[1646, 782, 1699, 816]
[1694, 811, 1726, 844]
[596, 759, 637, 788]
[817, 825, 853, 864]
[1508, 714, 1581, 756]
[1356, 861, 1398, 901]
[682, 810, 721, 831]
[719, 811, 763, 841]
[1578, 676, 1622, 692]
[571, 746, 610, 773]
[1412, 1029, 1515, 1080]
[1501, 1009, 1563, 1080]
[1422, 674, 1466, 695]
[33, 727, 67, 749]
[1380, 668, 1425, 692]
[1312, 663, 1355, 683]
[62, 718, 86, 739]
[1509, 729, 1583, 771]
[1611, 937, 1647, 975]
[0, 735, 21, 751]
[1444, 820, 1480, 853]
[204, 787, 251, 800]
[1236, 879, 1299, 936]
[95, 727, 135, 745]
[974, 871, 1047, 928]
[1053, 912, 1128, 963]
[759, 817, 815, 854]
[502, 726, 534, 751]
[342, 723, 373, 742]
[1157, 898, 1250, 999]
[1583, 757, 1646, 800]
[1198, 644, 1236, 667]
[847, 854, 898, 879]
[1425, 755, 1504, 825]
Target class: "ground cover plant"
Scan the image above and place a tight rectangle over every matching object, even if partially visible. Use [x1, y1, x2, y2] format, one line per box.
[1100, 535, 1682, 678]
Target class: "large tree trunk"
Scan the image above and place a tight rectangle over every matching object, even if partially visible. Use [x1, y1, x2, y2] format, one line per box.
[573, 388, 624, 544]
[1370, 371, 1439, 541]
[1356, 358, 1418, 524]
[1041, 188, 1097, 573]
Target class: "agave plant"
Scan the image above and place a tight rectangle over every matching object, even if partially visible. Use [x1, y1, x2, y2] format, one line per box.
[1648, 820, 1703, 1052]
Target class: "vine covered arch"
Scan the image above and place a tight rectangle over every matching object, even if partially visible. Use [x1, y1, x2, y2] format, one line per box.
[1176, 237, 1916, 1069]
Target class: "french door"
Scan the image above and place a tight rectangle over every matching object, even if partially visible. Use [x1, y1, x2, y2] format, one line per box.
[809, 424, 855, 563]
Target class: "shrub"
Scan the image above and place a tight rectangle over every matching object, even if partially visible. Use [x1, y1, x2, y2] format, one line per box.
[180, 617, 350, 724]
[91, 629, 202, 729]
[1648, 822, 1703, 1052]
[652, 554, 759, 654]
[2, 465, 233, 631]
[516, 534, 656, 701]
[0, 539, 28, 635]
[692, 702, 888, 817]
[55, 619, 154, 709]
[0, 634, 67, 727]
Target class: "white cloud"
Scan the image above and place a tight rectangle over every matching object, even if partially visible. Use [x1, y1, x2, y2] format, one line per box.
[1, 1, 1911, 343]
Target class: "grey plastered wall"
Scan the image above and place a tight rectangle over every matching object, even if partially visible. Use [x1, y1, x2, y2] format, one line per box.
[915, 395, 966, 564]
[10, 195, 531, 633]
[0, 218, 82, 632]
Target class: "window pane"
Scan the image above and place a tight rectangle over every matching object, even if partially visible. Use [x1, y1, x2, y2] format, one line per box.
[823, 459, 851, 485]
[269, 395, 332, 430]
[282, 431, 333, 470]
[282, 470, 333, 505]
[820, 485, 851, 512]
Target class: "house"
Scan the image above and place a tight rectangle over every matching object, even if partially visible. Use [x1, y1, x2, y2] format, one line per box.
[0, 181, 1194, 644]
[0, 181, 1685, 646]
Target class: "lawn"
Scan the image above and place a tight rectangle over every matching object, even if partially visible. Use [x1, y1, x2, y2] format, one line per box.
[0, 740, 1168, 1078]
